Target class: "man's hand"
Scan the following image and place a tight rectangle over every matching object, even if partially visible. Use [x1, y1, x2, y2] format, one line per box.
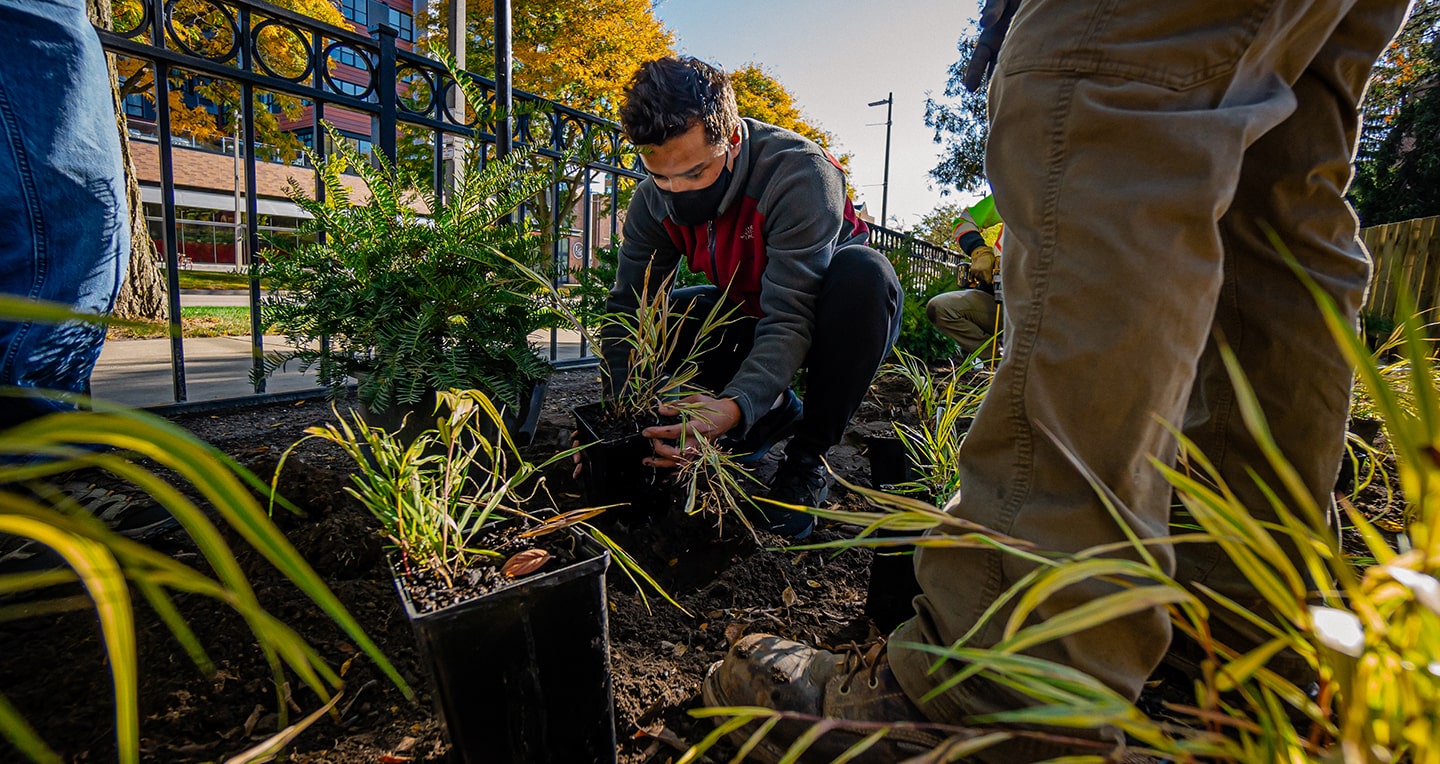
[641, 394, 742, 468]
[962, 0, 1022, 92]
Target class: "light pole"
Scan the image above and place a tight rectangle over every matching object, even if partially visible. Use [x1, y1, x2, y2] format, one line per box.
[868, 93, 893, 226]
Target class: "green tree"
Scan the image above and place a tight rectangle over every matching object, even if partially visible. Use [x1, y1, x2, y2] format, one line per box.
[423, 0, 676, 121]
[926, 15, 990, 195]
[1352, 77, 1440, 225]
[1352, 3, 1440, 225]
[1357, 0, 1440, 161]
[412, 0, 675, 256]
[911, 201, 967, 247]
[729, 63, 846, 165]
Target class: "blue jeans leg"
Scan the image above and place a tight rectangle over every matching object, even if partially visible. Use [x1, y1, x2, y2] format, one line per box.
[0, 0, 128, 429]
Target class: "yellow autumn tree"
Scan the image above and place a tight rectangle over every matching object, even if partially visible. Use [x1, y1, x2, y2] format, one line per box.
[112, 0, 347, 161]
[415, 0, 674, 242]
[423, 0, 675, 120]
[729, 64, 836, 149]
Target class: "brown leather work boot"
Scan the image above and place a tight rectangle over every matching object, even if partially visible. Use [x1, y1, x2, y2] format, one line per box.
[701, 633, 951, 763]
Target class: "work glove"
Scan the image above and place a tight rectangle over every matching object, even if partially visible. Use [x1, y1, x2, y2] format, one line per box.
[969, 247, 997, 285]
[962, 0, 1023, 92]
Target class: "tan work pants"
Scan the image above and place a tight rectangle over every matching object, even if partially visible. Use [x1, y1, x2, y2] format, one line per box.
[926, 289, 999, 358]
[891, 0, 1411, 756]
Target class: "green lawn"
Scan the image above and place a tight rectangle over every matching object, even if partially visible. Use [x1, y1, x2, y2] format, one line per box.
[165, 269, 267, 291]
[108, 306, 263, 340]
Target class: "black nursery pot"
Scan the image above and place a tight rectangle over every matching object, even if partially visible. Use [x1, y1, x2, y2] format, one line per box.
[1336, 415, 1383, 493]
[863, 435, 925, 633]
[572, 401, 677, 515]
[394, 534, 616, 764]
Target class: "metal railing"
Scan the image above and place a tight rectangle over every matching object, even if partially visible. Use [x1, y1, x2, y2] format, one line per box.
[97, 0, 960, 409]
[99, 0, 642, 406]
[868, 223, 965, 287]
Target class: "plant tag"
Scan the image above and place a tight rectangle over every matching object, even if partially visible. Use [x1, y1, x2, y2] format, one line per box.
[502, 548, 552, 578]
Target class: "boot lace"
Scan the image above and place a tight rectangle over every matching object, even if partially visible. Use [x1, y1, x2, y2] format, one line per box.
[837, 635, 888, 694]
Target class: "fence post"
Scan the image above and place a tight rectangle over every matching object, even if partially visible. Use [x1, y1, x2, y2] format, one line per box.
[369, 7, 398, 164]
[150, 0, 187, 402]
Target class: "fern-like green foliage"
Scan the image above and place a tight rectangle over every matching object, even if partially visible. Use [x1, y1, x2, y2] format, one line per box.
[885, 252, 964, 365]
[255, 122, 562, 412]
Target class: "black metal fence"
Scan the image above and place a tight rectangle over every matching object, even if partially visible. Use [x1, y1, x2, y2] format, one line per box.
[868, 223, 964, 288]
[99, 0, 642, 406]
[95, 0, 960, 410]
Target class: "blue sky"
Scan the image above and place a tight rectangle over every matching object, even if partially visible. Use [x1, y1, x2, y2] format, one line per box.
[653, 0, 986, 229]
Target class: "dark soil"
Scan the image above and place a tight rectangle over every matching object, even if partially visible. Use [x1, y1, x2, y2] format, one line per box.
[398, 522, 588, 616]
[0, 368, 1398, 763]
[0, 369, 897, 763]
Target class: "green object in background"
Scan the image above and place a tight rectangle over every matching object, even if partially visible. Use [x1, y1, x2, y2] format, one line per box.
[966, 194, 1002, 230]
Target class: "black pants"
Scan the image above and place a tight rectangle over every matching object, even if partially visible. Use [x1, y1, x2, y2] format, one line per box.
[669, 245, 903, 456]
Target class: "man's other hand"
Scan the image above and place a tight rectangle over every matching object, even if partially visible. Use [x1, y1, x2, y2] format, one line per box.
[641, 394, 742, 468]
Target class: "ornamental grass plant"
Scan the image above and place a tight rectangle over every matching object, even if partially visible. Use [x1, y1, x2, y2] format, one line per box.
[577, 268, 771, 536]
[0, 296, 410, 764]
[287, 388, 678, 611]
[877, 350, 991, 506]
[595, 267, 742, 422]
[687, 284, 1440, 761]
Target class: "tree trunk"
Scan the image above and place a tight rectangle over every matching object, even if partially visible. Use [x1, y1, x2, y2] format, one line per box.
[88, 0, 168, 321]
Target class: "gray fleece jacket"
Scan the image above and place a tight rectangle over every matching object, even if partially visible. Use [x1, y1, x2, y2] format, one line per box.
[603, 118, 870, 431]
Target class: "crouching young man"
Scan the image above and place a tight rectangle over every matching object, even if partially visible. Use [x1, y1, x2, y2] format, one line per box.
[603, 55, 903, 539]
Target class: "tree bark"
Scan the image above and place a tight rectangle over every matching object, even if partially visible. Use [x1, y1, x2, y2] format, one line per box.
[88, 0, 168, 321]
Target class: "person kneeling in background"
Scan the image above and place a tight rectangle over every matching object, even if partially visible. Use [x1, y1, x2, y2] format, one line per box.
[926, 209, 1001, 363]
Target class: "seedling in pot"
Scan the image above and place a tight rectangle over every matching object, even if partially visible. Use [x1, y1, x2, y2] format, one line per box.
[876, 349, 990, 506]
[573, 267, 765, 533]
[276, 388, 677, 611]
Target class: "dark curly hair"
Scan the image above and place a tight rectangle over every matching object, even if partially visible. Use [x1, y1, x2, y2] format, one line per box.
[619, 56, 740, 148]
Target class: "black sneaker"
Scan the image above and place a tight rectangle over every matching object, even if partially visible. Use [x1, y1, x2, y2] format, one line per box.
[0, 482, 179, 574]
[751, 451, 829, 539]
[720, 389, 802, 465]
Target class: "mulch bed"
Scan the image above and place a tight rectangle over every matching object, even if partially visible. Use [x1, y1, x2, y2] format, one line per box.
[0, 367, 1398, 762]
[0, 369, 908, 763]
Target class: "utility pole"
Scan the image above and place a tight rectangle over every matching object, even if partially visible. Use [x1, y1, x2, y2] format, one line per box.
[233, 114, 244, 267]
[868, 93, 893, 226]
[494, 0, 512, 159]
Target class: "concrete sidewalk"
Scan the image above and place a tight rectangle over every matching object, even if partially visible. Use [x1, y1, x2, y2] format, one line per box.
[91, 328, 594, 410]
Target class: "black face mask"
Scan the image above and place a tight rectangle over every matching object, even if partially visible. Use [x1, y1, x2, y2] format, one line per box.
[660, 157, 732, 226]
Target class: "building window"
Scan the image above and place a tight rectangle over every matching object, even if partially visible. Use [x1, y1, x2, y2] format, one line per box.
[340, 0, 366, 25]
[333, 79, 367, 97]
[123, 92, 154, 120]
[256, 91, 284, 114]
[329, 46, 368, 71]
[388, 8, 414, 42]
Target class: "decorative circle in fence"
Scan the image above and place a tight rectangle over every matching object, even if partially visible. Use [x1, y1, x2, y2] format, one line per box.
[322, 40, 375, 100]
[396, 64, 435, 116]
[114, 0, 152, 38]
[251, 18, 313, 82]
[165, 0, 239, 64]
[437, 76, 480, 129]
